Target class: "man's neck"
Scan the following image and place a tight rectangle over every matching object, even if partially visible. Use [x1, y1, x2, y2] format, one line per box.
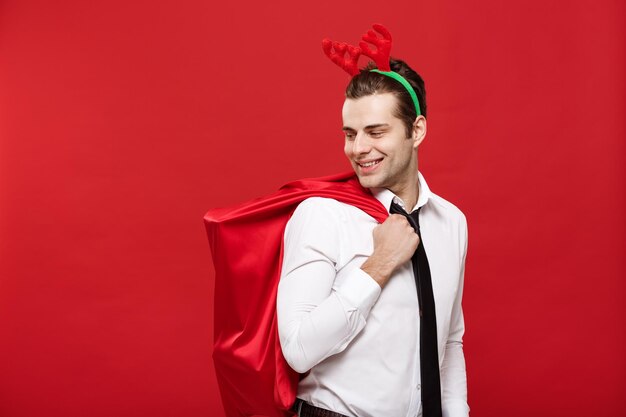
[390, 172, 420, 212]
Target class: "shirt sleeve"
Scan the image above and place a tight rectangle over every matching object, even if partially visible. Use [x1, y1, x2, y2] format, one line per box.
[441, 214, 470, 417]
[276, 198, 381, 374]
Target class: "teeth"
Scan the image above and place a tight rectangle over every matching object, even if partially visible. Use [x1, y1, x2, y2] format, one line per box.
[360, 160, 381, 167]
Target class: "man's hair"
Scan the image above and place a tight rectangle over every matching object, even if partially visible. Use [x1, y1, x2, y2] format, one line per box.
[345, 58, 427, 138]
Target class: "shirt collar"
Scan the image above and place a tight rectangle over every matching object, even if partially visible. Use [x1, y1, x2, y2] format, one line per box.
[370, 171, 432, 214]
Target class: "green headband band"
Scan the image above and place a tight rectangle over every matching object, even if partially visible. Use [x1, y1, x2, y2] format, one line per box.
[370, 69, 421, 116]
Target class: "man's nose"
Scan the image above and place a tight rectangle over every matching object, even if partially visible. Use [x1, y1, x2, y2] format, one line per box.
[353, 132, 372, 154]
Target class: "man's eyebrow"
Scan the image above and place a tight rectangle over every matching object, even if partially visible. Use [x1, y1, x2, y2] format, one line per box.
[364, 124, 390, 130]
[342, 123, 390, 131]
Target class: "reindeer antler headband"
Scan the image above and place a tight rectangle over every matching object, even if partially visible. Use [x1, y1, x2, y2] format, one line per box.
[322, 24, 421, 116]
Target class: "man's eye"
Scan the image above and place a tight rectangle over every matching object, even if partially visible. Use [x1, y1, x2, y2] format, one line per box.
[370, 131, 383, 138]
[345, 133, 355, 140]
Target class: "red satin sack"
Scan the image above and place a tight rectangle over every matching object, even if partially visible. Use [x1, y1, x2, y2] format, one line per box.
[204, 171, 388, 417]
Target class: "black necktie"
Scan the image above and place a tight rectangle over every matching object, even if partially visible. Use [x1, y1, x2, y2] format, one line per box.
[390, 201, 442, 417]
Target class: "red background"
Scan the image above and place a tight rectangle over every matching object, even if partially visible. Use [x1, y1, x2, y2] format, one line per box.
[1, 0, 624, 416]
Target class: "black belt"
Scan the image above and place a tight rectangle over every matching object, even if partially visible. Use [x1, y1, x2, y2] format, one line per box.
[292, 399, 349, 417]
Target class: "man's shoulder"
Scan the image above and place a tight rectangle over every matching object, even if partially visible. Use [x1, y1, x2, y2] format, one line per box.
[293, 196, 361, 216]
[284, 197, 363, 243]
[289, 196, 375, 225]
[296, 196, 344, 209]
[427, 191, 467, 225]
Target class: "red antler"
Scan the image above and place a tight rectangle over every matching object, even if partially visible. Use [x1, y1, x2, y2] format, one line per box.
[322, 39, 362, 76]
[358, 23, 392, 71]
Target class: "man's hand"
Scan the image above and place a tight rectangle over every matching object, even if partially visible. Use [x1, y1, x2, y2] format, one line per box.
[360, 214, 419, 288]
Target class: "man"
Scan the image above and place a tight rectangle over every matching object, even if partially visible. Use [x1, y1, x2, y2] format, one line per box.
[276, 49, 469, 417]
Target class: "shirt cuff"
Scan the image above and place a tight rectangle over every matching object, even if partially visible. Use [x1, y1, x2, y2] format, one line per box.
[333, 267, 382, 319]
[442, 400, 470, 417]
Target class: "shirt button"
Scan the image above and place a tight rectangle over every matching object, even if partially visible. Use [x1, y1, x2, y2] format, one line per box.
[417, 384, 421, 390]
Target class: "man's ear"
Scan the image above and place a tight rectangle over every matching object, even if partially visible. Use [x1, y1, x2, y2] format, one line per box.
[412, 115, 427, 150]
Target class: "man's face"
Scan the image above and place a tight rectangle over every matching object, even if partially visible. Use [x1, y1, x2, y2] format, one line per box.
[342, 93, 421, 193]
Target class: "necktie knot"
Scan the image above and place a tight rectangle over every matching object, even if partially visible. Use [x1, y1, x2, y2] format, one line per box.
[390, 201, 421, 236]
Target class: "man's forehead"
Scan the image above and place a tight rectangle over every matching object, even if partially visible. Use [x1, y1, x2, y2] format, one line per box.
[342, 93, 399, 127]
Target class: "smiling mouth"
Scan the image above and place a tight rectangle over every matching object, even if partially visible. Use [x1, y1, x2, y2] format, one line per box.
[357, 158, 383, 168]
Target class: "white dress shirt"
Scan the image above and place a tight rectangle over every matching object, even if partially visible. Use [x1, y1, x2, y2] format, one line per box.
[277, 171, 469, 417]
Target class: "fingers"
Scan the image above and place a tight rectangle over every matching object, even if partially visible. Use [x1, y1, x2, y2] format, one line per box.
[387, 213, 411, 226]
[376, 214, 416, 239]
[371, 214, 419, 271]
[384, 214, 420, 246]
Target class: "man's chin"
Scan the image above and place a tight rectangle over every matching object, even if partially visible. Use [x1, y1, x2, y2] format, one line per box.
[355, 173, 381, 190]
